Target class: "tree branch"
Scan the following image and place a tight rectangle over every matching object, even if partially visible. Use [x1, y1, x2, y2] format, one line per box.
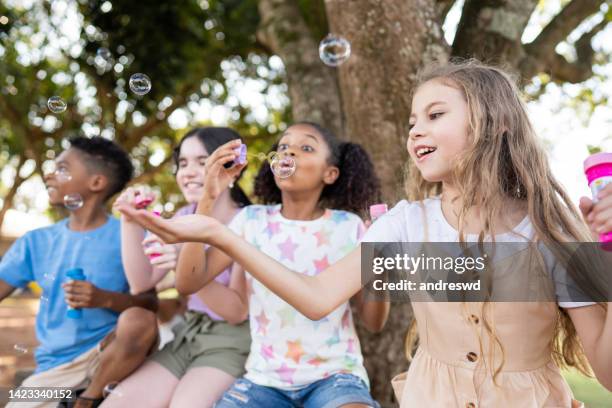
[120, 83, 198, 152]
[521, 15, 609, 83]
[452, 0, 538, 65]
[128, 154, 174, 185]
[525, 0, 604, 61]
[0, 154, 28, 235]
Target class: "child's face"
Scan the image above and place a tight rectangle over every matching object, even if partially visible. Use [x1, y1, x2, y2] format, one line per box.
[407, 79, 471, 183]
[176, 136, 209, 203]
[44, 148, 93, 207]
[274, 124, 339, 193]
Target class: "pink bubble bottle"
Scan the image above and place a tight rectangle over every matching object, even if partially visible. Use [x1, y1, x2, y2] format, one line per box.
[584, 152, 612, 250]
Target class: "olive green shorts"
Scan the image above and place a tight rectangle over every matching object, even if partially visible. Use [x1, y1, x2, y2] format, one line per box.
[151, 310, 251, 379]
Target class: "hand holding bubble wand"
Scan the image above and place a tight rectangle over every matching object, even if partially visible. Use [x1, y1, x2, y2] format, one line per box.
[197, 140, 296, 212]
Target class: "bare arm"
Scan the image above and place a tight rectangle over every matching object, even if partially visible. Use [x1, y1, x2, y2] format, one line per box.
[174, 198, 235, 295]
[120, 218, 170, 293]
[567, 305, 612, 390]
[115, 208, 364, 320]
[211, 223, 363, 320]
[0, 279, 16, 302]
[115, 188, 169, 293]
[193, 263, 248, 324]
[63, 280, 159, 313]
[351, 290, 390, 333]
[572, 184, 612, 390]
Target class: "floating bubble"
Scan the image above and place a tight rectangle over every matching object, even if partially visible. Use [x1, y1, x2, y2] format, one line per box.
[319, 34, 351, 67]
[96, 47, 112, 61]
[14, 344, 28, 354]
[271, 155, 296, 179]
[64, 193, 84, 210]
[47, 96, 67, 113]
[102, 382, 122, 398]
[129, 73, 151, 96]
[55, 168, 72, 183]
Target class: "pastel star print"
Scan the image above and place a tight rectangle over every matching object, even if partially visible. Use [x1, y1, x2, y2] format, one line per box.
[313, 256, 330, 274]
[261, 344, 274, 361]
[314, 228, 331, 247]
[331, 211, 349, 224]
[342, 309, 351, 329]
[264, 221, 281, 239]
[255, 311, 270, 335]
[285, 340, 305, 363]
[325, 329, 341, 347]
[278, 236, 299, 262]
[276, 363, 296, 384]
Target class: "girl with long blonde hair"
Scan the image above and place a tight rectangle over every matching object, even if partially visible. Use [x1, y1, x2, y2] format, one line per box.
[118, 60, 612, 407]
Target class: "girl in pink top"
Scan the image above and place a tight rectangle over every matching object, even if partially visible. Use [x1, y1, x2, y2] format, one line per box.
[105, 128, 251, 408]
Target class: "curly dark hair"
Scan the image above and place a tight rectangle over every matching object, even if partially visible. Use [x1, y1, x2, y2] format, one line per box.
[69, 136, 134, 201]
[254, 122, 382, 217]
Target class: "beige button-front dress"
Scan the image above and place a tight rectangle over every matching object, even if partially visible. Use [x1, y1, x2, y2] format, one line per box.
[390, 244, 585, 407]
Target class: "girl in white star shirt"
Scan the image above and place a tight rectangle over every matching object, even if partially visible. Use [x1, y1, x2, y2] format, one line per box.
[119, 122, 388, 408]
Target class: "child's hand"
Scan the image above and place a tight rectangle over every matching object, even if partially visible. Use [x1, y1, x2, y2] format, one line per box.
[142, 234, 178, 270]
[201, 139, 247, 204]
[62, 280, 107, 309]
[115, 204, 221, 244]
[113, 186, 156, 220]
[579, 183, 612, 239]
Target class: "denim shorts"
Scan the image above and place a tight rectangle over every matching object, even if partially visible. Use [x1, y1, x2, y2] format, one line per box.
[214, 373, 380, 408]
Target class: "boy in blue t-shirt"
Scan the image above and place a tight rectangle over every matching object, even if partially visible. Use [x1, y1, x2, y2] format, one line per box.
[0, 137, 158, 408]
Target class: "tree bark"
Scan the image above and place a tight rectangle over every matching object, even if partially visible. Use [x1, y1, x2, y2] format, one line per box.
[325, 0, 449, 203]
[256, 0, 344, 136]
[324, 1, 448, 405]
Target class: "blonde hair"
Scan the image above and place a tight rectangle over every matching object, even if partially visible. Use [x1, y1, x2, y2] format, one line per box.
[403, 59, 602, 379]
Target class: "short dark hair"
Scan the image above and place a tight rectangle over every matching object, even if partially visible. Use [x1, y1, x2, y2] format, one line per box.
[254, 122, 381, 217]
[69, 136, 134, 201]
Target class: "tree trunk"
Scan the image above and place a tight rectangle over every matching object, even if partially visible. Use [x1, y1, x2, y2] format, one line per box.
[256, 0, 344, 136]
[325, 0, 449, 203]
[324, 1, 448, 405]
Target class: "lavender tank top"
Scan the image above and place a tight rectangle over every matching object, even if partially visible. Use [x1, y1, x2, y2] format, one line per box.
[173, 203, 232, 321]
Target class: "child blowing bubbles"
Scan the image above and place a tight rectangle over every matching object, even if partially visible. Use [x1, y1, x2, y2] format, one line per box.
[120, 61, 612, 407]
[127, 122, 388, 408]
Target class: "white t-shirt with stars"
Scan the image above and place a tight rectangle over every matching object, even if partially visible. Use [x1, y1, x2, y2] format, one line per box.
[229, 204, 370, 390]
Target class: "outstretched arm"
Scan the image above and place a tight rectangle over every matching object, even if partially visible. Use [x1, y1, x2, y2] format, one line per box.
[114, 187, 171, 294]
[114, 207, 364, 321]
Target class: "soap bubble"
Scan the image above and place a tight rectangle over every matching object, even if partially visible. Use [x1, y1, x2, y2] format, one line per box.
[129, 73, 151, 96]
[47, 96, 67, 113]
[319, 34, 351, 67]
[64, 193, 84, 210]
[97, 47, 111, 61]
[14, 344, 28, 354]
[271, 155, 296, 179]
[244, 148, 295, 178]
[103, 382, 122, 398]
[55, 168, 72, 183]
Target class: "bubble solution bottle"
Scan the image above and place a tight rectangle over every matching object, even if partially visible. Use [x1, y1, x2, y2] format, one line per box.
[65, 268, 85, 319]
[369, 204, 388, 222]
[584, 152, 612, 251]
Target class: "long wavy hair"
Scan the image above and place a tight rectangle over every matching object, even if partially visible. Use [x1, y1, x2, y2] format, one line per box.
[403, 59, 604, 380]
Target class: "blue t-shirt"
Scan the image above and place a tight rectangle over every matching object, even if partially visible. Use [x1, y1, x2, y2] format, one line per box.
[0, 216, 128, 373]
